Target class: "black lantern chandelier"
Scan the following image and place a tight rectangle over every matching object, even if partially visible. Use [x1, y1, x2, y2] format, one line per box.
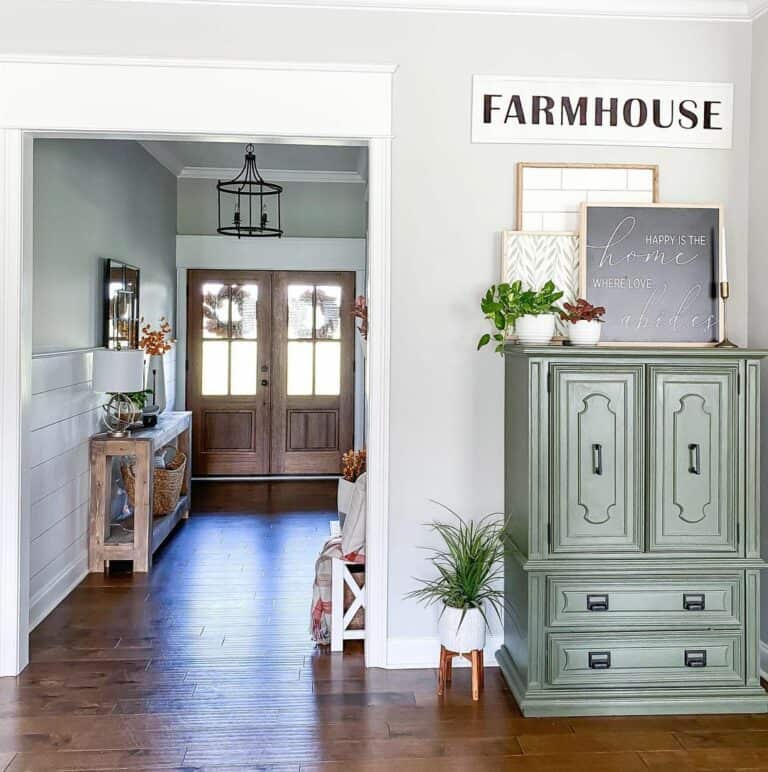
[217, 144, 283, 238]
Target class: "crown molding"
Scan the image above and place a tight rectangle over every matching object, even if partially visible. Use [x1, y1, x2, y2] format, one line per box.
[84, 0, 755, 21]
[178, 166, 366, 183]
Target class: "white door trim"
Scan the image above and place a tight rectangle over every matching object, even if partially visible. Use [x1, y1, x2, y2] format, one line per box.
[0, 56, 393, 674]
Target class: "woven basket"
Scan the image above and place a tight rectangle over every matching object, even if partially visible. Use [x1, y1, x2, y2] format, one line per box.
[123, 451, 187, 516]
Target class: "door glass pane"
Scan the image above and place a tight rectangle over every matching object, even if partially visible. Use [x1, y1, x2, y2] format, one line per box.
[288, 285, 314, 339]
[202, 283, 229, 339]
[315, 341, 341, 396]
[316, 285, 342, 340]
[230, 341, 258, 395]
[287, 341, 314, 395]
[231, 284, 258, 339]
[202, 341, 229, 395]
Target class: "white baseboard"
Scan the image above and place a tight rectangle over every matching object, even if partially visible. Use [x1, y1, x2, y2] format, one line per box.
[386, 635, 503, 669]
[29, 556, 88, 631]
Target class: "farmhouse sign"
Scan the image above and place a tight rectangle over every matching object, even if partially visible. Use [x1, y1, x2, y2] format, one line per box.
[472, 77, 733, 149]
[580, 203, 723, 345]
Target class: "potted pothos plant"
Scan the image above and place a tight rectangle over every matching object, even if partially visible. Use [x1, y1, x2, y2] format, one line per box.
[407, 503, 505, 653]
[559, 298, 606, 346]
[477, 280, 563, 350]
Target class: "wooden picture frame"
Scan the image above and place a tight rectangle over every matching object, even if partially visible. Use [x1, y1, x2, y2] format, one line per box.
[579, 202, 724, 347]
[516, 162, 659, 232]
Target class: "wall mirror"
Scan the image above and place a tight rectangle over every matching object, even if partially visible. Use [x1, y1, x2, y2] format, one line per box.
[103, 258, 140, 349]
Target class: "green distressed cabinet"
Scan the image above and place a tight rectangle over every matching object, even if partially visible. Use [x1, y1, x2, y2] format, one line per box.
[498, 346, 768, 716]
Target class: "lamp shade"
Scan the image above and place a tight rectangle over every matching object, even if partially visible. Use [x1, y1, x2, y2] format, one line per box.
[92, 348, 144, 393]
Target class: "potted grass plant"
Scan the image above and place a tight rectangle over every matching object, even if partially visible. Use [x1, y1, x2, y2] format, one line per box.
[407, 503, 505, 653]
[477, 280, 563, 350]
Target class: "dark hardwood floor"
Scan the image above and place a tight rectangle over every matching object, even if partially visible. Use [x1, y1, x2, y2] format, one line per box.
[3, 480, 768, 770]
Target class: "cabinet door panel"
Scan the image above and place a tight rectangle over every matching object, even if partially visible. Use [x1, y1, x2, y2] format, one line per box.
[649, 366, 739, 552]
[551, 366, 643, 553]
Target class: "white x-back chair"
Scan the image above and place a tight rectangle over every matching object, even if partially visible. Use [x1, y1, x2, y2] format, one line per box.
[329, 519, 366, 652]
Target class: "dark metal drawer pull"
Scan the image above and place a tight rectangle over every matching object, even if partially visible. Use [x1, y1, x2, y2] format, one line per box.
[588, 651, 611, 669]
[688, 443, 701, 475]
[592, 443, 603, 475]
[586, 593, 609, 612]
[683, 593, 706, 612]
[684, 649, 707, 668]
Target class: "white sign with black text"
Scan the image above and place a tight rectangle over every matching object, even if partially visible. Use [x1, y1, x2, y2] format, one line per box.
[472, 77, 733, 149]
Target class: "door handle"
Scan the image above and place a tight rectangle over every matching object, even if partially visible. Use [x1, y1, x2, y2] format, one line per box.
[592, 444, 603, 476]
[688, 443, 701, 475]
[260, 379, 269, 386]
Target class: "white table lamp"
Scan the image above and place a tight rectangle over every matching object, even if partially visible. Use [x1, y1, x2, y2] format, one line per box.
[93, 348, 145, 436]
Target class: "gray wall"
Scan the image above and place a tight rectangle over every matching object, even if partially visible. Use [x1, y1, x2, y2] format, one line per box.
[33, 139, 177, 354]
[178, 178, 367, 238]
[4, 2, 755, 649]
[749, 13, 768, 642]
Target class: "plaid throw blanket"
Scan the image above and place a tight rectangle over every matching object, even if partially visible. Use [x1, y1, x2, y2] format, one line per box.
[310, 473, 366, 645]
[310, 536, 365, 645]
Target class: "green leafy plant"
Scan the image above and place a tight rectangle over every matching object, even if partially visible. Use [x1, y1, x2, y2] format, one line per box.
[109, 389, 153, 410]
[559, 298, 606, 324]
[477, 280, 563, 352]
[406, 502, 506, 631]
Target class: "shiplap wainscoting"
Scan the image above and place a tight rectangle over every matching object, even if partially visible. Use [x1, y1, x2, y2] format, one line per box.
[28, 348, 176, 630]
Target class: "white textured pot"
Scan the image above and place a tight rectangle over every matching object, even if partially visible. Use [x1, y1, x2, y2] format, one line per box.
[338, 477, 355, 520]
[515, 314, 555, 345]
[568, 319, 602, 346]
[438, 605, 486, 653]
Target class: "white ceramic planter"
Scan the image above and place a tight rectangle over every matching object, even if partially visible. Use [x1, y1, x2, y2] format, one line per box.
[146, 354, 167, 413]
[568, 319, 602, 346]
[338, 477, 355, 520]
[438, 605, 486, 653]
[515, 314, 555, 345]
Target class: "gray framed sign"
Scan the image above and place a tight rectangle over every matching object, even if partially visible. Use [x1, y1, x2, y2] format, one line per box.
[579, 203, 723, 346]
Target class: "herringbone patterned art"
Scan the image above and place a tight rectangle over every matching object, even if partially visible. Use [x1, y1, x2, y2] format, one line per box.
[501, 232, 580, 336]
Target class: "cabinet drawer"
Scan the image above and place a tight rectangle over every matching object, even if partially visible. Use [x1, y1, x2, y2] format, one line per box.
[547, 575, 743, 628]
[547, 630, 744, 688]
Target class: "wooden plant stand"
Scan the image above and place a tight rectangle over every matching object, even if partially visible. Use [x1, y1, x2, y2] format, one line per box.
[89, 411, 192, 573]
[437, 645, 484, 701]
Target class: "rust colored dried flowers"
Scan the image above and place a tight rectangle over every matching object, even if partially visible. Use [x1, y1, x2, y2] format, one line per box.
[139, 317, 175, 356]
[352, 296, 368, 340]
[341, 448, 367, 482]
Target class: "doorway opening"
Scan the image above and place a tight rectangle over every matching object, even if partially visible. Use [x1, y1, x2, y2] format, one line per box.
[0, 56, 393, 676]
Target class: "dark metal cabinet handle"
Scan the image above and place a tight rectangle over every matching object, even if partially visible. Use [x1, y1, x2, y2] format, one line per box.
[688, 443, 701, 475]
[683, 593, 706, 611]
[685, 649, 707, 668]
[260, 379, 269, 386]
[588, 651, 611, 670]
[592, 444, 603, 476]
[586, 593, 609, 612]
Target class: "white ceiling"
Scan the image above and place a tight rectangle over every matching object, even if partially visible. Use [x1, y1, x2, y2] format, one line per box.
[140, 140, 368, 183]
[95, 0, 767, 21]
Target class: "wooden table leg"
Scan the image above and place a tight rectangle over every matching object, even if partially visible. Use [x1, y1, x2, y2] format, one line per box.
[437, 645, 446, 695]
[471, 649, 481, 701]
[478, 648, 484, 689]
[445, 650, 453, 684]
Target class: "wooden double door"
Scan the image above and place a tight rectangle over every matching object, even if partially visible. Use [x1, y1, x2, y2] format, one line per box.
[187, 270, 355, 476]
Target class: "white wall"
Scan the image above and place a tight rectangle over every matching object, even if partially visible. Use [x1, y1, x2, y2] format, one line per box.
[178, 178, 367, 238]
[33, 139, 178, 354]
[2, 1, 755, 661]
[748, 13, 768, 647]
[29, 138, 178, 629]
